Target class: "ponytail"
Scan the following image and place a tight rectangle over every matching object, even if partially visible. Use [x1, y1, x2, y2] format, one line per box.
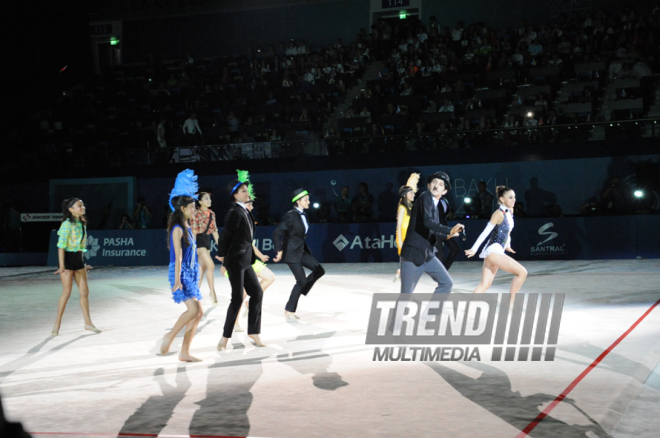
[496, 186, 513, 203]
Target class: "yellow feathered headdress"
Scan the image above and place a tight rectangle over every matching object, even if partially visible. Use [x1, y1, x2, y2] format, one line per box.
[405, 173, 420, 193]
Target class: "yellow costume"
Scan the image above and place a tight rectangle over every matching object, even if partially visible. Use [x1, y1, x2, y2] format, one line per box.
[396, 204, 411, 255]
[396, 173, 420, 255]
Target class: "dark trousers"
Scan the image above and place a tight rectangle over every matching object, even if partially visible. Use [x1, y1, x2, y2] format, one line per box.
[436, 238, 461, 271]
[223, 266, 263, 338]
[285, 252, 325, 312]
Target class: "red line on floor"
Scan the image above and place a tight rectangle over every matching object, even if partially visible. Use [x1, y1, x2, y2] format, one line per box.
[515, 298, 660, 438]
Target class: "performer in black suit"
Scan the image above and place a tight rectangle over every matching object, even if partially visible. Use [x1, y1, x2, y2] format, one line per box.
[273, 188, 325, 319]
[400, 172, 464, 294]
[216, 178, 264, 350]
[436, 192, 461, 270]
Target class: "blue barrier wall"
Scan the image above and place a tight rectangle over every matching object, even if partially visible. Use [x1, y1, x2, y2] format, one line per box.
[47, 215, 660, 267]
[134, 154, 659, 227]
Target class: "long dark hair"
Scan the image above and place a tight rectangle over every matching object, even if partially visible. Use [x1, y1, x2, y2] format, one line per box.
[61, 198, 87, 243]
[196, 192, 211, 209]
[496, 185, 513, 203]
[167, 196, 194, 249]
[398, 186, 413, 213]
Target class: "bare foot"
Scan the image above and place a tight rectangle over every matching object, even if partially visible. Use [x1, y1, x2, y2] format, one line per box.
[178, 353, 202, 362]
[84, 324, 102, 333]
[160, 334, 173, 354]
[285, 311, 300, 320]
[210, 291, 218, 305]
[217, 336, 229, 351]
[248, 334, 265, 347]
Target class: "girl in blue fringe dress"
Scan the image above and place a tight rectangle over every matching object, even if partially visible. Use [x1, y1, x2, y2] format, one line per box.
[158, 170, 204, 362]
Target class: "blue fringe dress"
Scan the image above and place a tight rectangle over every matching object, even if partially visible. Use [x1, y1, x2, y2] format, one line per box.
[168, 225, 202, 303]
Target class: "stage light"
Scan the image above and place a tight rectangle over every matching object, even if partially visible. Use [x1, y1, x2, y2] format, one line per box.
[527, 112, 533, 117]
[634, 190, 644, 198]
[110, 37, 119, 45]
[462, 196, 481, 217]
[400, 10, 407, 19]
[313, 202, 320, 209]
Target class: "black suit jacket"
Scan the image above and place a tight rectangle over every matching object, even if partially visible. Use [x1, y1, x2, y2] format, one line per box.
[438, 197, 452, 226]
[217, 204, 256, 270]
[401, 191, 453, 266]
[273, 209, 311, 263]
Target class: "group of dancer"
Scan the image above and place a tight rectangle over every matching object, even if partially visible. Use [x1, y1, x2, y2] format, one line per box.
[50, 167, 526, 362]
[395, 170, 527, 308]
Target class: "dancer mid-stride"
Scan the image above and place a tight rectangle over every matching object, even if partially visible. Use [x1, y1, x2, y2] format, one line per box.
[220, 198, 276, 333]
[273, 188, 325, 320]
[191, 191, 219, 304]
[52, 198, 101, 336]
[217, 172, 265, 351]
[159, 169, 204, 362]
[464, 186, 527, 309]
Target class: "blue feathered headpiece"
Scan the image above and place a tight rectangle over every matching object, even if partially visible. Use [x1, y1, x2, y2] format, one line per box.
[169, 169, 199, 211]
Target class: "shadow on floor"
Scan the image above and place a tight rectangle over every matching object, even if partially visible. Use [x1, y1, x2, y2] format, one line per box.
[425, 361, 612, 438]
[277, 324, 349, 391]
[117, 365, 190, 437]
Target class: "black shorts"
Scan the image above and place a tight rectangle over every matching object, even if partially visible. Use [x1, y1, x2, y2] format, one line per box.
[64, 251, 85, 271]
[196, 234, 211, 250]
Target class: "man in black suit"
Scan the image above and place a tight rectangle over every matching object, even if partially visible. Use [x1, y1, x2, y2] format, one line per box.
[436, 191, 461, 270]
[216, 179, 264, 350]
[401, 171, 464, 294]
[273, 188, 325, 319]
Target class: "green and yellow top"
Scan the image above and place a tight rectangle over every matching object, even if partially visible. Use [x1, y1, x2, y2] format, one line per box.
[57, 219, 87, 252]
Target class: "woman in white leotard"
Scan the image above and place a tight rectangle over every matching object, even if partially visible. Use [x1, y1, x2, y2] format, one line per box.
[464, 186, 527, 309]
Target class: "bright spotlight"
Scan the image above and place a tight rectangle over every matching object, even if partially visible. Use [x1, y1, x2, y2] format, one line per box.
[634, 190, 644, 198]
[313, 202, 320, 209]
[464, 197, 472, 204]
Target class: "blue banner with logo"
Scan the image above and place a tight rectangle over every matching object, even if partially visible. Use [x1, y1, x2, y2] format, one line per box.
[47, 215, 660, 267]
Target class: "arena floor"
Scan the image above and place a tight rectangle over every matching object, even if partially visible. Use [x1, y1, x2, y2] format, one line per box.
[1, 260, 660, 438]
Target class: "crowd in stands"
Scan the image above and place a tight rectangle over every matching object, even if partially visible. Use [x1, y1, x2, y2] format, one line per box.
[334, 5, 660, 153]
[14, 33, 371, 166]
[7, 3, 660, 168]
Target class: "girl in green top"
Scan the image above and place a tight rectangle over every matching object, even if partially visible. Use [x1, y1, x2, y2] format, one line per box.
[51, 198, 101, 336]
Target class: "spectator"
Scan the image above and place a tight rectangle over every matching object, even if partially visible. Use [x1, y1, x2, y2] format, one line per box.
[352, 182, 374, 222]
[439, 99, 454, 113]
[512, 47, 524, 66]
[133, 197, 153, 229]
[525, 177, 557, 217]
[528, 39, 543, 57]
[182, 113, 203, 145]
[476, 182, 494, 218]
[119, 213, 135, 230]
[334, 185, 351, 220]
[600, 176, 628, 214]
[578, 197, 604, 215]
[359, 106, 371, 121]
[226, 112, 240, 140]
[534, 94, 548, 108]
[157, 119, 167, 148]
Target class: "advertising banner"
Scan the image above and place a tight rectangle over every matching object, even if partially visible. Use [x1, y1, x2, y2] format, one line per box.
[48, 215, 659, 267]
